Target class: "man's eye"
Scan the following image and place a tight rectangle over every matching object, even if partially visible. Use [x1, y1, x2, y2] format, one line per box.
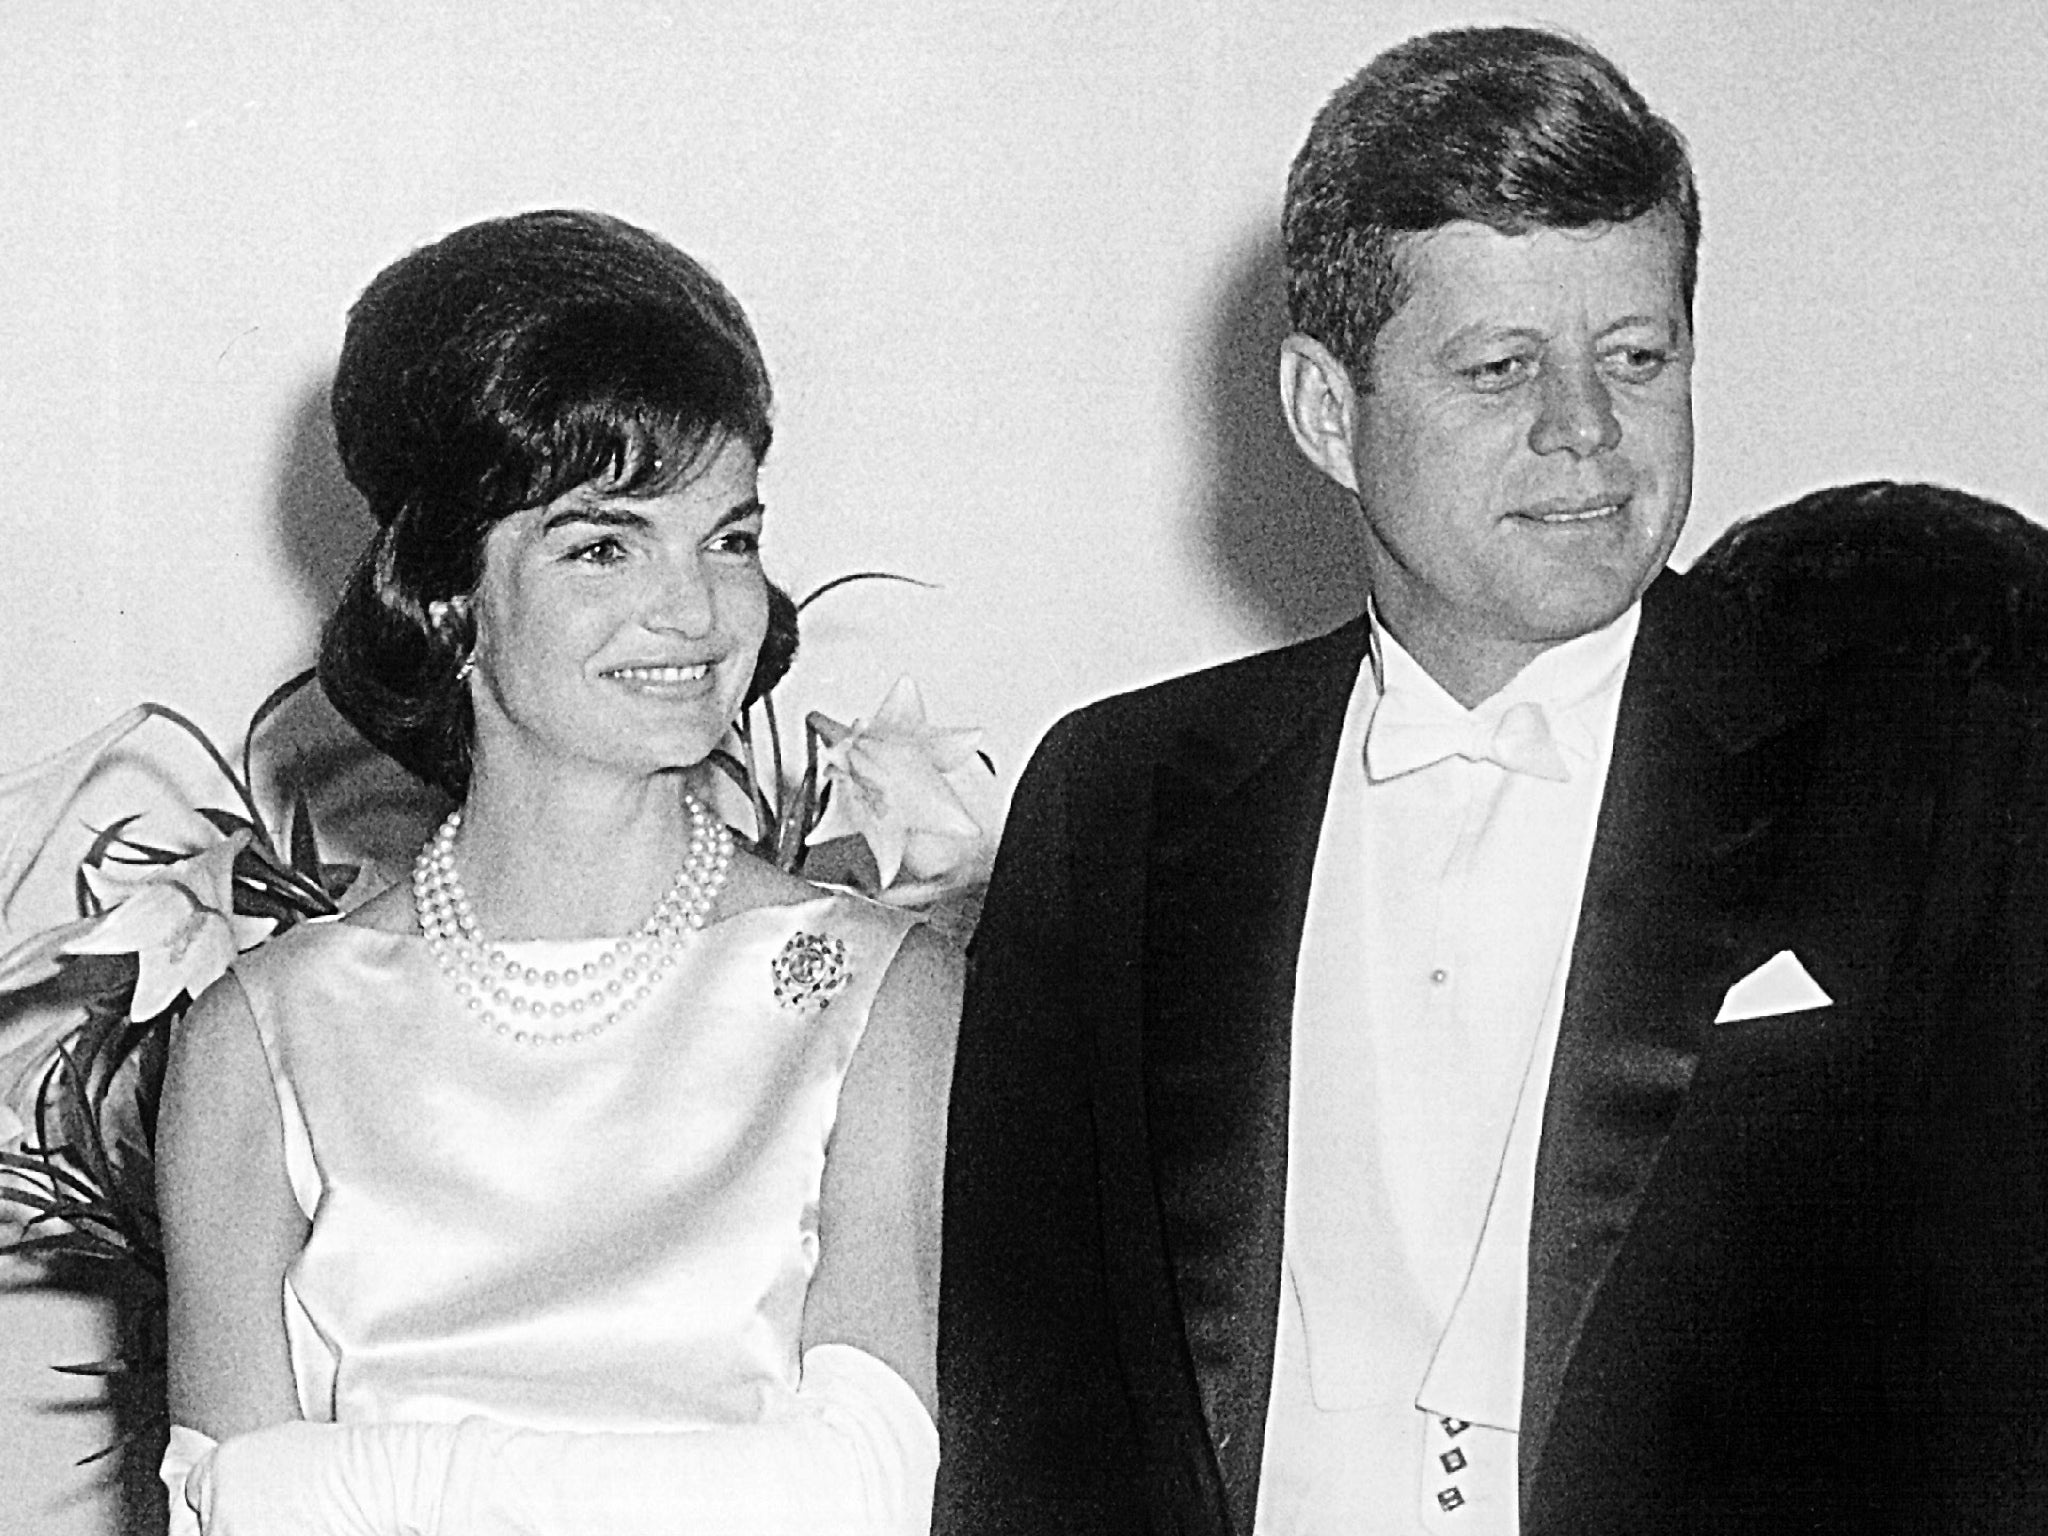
[1463, 356, 1532, 391]
[1604, 348, 1672, 383]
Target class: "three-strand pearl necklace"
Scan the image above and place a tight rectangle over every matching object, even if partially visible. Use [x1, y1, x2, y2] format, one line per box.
[412, 791, 734, 1046]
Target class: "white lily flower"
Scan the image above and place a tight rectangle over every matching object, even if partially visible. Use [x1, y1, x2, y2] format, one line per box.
[63, 832, 273, 1020]
[807, 678, 997, 893]
[0, 708, 148, 924]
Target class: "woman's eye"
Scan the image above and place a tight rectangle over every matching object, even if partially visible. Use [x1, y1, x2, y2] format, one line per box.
[711, 528, 762, 557]
[567, 536, 629, 566]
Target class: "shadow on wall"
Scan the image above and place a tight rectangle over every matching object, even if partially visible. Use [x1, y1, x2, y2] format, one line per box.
[255, 375, 446, 902]
[1189, 223, 1366, 645]
[272, 378, 375, 627]
[33, 387, 443, 1536]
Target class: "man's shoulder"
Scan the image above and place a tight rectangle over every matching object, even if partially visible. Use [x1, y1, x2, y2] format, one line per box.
[1043, 613, 1369, 763]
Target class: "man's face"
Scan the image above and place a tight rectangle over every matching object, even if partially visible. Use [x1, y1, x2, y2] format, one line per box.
[1342, 210, 1694, 699]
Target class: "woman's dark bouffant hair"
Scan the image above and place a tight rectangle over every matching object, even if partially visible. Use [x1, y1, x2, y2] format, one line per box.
[318, 208, 798, 798]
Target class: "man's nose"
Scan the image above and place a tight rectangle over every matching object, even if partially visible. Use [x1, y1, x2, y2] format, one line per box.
[1528, 360, 1620, 457]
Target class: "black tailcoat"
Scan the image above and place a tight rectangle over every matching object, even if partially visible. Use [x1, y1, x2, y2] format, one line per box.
[937, 564, 2048, 1534]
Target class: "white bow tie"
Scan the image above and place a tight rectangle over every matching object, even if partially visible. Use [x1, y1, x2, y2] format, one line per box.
[1365, 693, 1573, 783]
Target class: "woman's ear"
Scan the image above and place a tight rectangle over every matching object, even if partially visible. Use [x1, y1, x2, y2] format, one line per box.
[427, 595, 473, 632]
[1277, 334, 1362, 495]
[427, 595, 479, 683]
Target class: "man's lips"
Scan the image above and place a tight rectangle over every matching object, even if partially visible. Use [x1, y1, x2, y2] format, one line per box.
[1513, 496, 1628, 525]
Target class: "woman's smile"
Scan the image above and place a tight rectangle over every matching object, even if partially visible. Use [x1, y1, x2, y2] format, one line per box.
[465, 437, 771, 783]
[602, 661, 715, 687]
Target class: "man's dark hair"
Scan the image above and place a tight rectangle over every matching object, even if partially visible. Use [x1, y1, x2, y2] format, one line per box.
[1284, 26, 1700, 380]
[318, 208, 793, 797]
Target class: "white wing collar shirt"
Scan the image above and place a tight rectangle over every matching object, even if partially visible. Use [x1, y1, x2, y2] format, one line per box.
[1253, 599, 1641, 1536]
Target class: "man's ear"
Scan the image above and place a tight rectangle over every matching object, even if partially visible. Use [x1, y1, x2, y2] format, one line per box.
[1278, 333, 1361, 495]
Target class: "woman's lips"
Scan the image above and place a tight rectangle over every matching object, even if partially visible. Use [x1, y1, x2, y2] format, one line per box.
[603, 662, 711, 683]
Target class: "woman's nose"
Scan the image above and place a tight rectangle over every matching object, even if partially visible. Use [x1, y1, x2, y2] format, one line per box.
[646, 558, 716, 636]
[1528, 359, 1621, 458]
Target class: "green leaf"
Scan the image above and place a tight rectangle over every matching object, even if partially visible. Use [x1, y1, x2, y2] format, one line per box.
[724, 720, 783, 847]
[241, 668, 318, 796]
[76, 1428, 144, 1467]
[122, 702, 266, 842]
[0, 1147, 67, 1178]
[91, 836, 183, 869]
[288, 781, 322, 883]
[0, 707, 150, 922]
[0, 915, 99, 992]
[774, 755, 819, 872]
[233, 880, 317, 926]
[79, 815, 144, 883]
[0, 1188, 66, 1217]
[63, 1089, 154, 1258]
[736, 711, 781, 841]
[764, 701, 790, 815]
[794, 571, 935, 612]
[2, 1231, 131, 1263]
[699, 750, 767, 850]
[0, 1149, 100, 1206]
[233, 838, 336, 917]
[52, 1358, 128, 1377]
[197, 808, 255, 839]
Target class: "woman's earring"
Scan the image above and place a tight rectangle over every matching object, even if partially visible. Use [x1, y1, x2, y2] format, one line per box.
[456, 651, 476, 683]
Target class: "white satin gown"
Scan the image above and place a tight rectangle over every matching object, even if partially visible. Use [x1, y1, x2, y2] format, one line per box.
[230, 891, 915, 1434]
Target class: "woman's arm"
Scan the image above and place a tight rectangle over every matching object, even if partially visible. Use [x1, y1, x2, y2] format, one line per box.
[159, 973, 310, 1438]
[185, 924, 964, 1536]
[801, 920, 963, 1412]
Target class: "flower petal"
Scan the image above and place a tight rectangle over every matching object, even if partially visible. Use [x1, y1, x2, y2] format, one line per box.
[130, 910, 229, 1021]
[63, 884, 194, 958]
[0, 916, 104, 994]
[164, 832, 248, 919]
[805, 679, 996, 893]
[0, 708, 149, 924]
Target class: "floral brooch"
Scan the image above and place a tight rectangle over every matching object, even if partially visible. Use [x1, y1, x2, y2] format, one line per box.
[772, 931, 850, 1012]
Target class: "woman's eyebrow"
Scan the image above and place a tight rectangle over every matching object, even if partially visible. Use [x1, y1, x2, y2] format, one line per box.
[539, 504, 651, 536]
[715, 498, 767, 528]
[539, 498, 764, 536]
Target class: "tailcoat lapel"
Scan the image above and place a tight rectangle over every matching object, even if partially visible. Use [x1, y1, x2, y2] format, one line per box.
[1089, 617, 1366, 1534]
[1086, 573, 1945, 1529]
[1519, 571, 1816, 1491]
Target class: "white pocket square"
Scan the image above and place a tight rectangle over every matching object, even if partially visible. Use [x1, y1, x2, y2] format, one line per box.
[1714, 949, 1833, 1024]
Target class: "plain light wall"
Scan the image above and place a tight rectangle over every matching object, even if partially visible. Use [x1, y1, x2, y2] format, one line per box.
[1, 3, 2042, 1530]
